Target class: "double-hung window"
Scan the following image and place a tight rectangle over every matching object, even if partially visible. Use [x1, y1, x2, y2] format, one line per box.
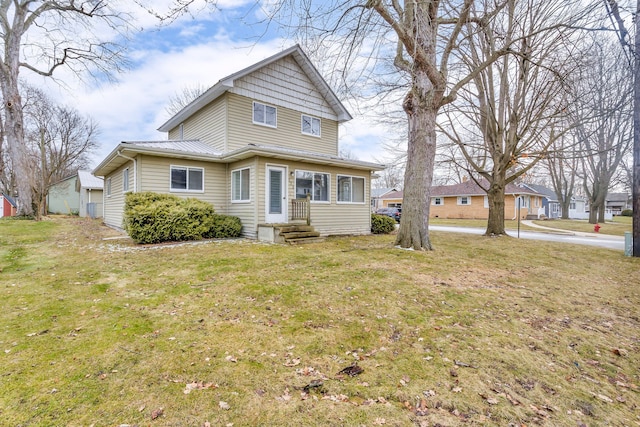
[253, 101, 277, 127]
[433, 197, 443, 206]
[295, 170, 329, 202]
[337, 175, 365, 203]
[170, 166, 204, 192]
[106, 178, 111, 197]
[232, 167, 250, 202]
[123, 168, 129, 192]
[301, 115, 321, 136]
[458, 196, 471, 205]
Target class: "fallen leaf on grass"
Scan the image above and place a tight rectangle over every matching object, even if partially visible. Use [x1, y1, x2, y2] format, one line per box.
[336, 364, 363, 377]
[225, 355, 237, 363]
[283, 358, 300, 367]
[452, 387, 462, 393]
[414, 398, 429, 416]
[219, 401, 231, 410]
[184, 382, 218, 394]
[151, 408, 164, 420]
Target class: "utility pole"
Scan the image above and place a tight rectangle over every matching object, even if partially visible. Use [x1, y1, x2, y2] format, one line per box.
[633, 0, 640, 256]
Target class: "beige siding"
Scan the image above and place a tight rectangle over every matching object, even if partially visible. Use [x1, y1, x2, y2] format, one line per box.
[168, 95, 227, 151]
[103, 161, 134, 228]
[137, 155, 227, 212]
[231, 56, 337, 120]
[255, 158, 372, 237]
[227, 158, 259, 239]
[227, 93, 339, 155]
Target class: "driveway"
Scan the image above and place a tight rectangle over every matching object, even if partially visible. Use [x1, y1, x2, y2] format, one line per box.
[429, 222, 625, 251]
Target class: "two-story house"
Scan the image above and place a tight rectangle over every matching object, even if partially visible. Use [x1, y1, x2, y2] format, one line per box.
[93, 45, 385, 241]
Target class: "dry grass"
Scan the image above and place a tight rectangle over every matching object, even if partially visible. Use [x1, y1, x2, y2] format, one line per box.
[1, 217, 639, 426]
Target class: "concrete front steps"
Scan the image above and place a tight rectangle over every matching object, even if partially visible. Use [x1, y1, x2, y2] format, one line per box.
[257, 223, 324, 244]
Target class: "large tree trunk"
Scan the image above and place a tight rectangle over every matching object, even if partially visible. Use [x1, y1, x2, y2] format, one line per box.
[395, 72, 439, 250]
[560, 196, 571, 220]
[486, 179, 507, 235]
[2, 83, 31, 216]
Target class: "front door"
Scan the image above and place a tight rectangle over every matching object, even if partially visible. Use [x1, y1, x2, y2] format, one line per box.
[265, 165, 287, 223]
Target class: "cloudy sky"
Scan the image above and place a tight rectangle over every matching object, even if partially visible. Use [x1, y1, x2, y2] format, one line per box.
[30, 1, 397, 169]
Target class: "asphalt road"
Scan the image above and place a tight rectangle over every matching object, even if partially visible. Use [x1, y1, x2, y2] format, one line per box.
[429, 225, 626, 251]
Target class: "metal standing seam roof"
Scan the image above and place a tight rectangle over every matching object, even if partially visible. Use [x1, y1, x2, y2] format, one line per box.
[77, 170, 104, 189]
[122, 140, 223, 156]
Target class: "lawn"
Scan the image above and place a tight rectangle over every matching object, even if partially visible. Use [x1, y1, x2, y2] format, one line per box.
[1, 217, 639, 426]
[532, 217, 632, 236]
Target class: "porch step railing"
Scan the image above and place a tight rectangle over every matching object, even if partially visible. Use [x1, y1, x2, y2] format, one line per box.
[291, 194, 311, 225]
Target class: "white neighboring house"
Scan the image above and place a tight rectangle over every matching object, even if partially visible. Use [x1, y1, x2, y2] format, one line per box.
[568, 197, 613, 221]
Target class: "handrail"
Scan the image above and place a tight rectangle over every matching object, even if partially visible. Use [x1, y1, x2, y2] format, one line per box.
[291, 194, 311, 225]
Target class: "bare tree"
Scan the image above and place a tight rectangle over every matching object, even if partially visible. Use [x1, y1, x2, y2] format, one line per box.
[165, 83, 209, 116]
[0, 1, 128, 216]
[570, 37, 632, 223]
[23, 86, 99, 219]
[438, 0, 581, 235]
[546, 132, 581, 219]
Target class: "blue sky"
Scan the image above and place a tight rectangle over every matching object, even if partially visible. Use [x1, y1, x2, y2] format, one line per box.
[32, 1, 395, 168]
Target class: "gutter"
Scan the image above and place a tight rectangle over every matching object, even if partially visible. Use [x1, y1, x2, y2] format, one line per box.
[116, 150, 137, 192]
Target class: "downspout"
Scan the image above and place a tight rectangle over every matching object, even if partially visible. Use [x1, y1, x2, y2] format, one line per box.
[116, 150, 137, 192]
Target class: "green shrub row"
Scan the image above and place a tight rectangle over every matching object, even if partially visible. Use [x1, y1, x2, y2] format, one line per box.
[371, 213, 396, 234]
[621, 209, 633, 217]
[123, 192, 242, 244]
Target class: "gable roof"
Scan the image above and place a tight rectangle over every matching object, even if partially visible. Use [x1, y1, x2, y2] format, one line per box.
[372, 188, 397, 198]
[1, 193, 16, 207]
[431, 179, 541, 197]
[77, 170, 103, 190]
[158, 45, 352, 133]
[380, 190, 404, 200]
[93, 140, 384, 177]
[519, 183, 558, 201]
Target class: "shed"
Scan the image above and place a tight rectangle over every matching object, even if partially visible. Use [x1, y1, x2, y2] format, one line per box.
[0, 193, 17, 217]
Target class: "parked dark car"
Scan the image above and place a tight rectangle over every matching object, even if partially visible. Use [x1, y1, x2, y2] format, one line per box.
[376, 207, 401, 222]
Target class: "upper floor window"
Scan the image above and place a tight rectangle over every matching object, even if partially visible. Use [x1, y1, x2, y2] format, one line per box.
[232, 167, 250, 202]
[295, 170, 329, 202]
[432, 197, 443, 206]
[337, 175, 365, 203]
[253, 101, 277, 128]
[123, 168, 129, 192]
[170, 166, 204, 192]
[301, 115, 321, 137]
[458, 196, 471, 205]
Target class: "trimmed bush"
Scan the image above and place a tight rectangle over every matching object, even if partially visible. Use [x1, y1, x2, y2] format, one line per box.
[123, 192, 242, 244]
[621, 209, 632, 217]
[205, 214, 243, 238]
[371, 213, 396, 234]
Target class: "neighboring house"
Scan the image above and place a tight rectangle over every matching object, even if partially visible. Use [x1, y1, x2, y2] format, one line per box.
[568, 197, 589, 219]
[372, 188, 398, 211]
[48, 170, 104, 218]
[48, 175, 80, 215]
[518, 183, 561, 219]
[378, 190, 404, 210]
[606, 193, 631, 215]
[77, 170, 104, 218]
[93, 45, 384, 241]
[0, 193, 17, 217]
[429, 179, 543, 220]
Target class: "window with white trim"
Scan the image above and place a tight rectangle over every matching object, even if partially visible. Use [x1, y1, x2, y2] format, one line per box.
[295, 170, 329, 202]
[337, 175, 365, 203]
[253, 101, 277, 127]
[232, 167, 250, 202]
[301, 115, 321, 136]
[484, 195, 489, 208]
[123, 168, 129, 192]
[170, 166, 204, 192]
[458, 196, 471, 205]
[106, 177, 111, 197]
[432, 197, 443, 206]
